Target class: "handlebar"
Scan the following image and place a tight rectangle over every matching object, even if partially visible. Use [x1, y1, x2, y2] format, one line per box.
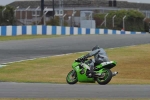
[75, 57, 88, 63]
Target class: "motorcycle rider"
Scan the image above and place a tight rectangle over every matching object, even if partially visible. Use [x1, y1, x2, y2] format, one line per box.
[79, 45, 109, 77]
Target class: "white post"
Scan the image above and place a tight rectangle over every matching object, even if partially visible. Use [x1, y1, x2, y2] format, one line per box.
[112, 15, 116, 28]
[14, 6, 19, 17]
[59, 0, 64, 26]
[35, 6, 40, 25]
[43, 7, 48, 25]
[63, 14, 66, 26]
[2, 7, 6, 17]
[143, 17, 147, 21]
[25, 6, 30, 25]
[72, 9, 76, 16]
[71, 10, 76, 27]
[104, 13, 109, 27]
[68, 16, 71, 26]
[89, 13, 92, 28]
[63, 14, 66, 18]
[123, 15, 126, 30]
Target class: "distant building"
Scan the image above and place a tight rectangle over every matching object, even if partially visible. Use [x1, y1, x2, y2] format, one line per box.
[7, 0, 150, 27]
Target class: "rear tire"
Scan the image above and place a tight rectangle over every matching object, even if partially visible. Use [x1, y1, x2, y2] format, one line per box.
[96, 69, 112, 85]
[66, 70, 78, 84]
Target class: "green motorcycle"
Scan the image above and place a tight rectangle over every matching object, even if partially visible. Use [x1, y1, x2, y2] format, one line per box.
[66, 56, 118, 85]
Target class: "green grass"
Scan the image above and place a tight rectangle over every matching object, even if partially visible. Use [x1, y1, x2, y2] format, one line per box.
[0, 35, 64, 41]
[0, 44, 150, 84]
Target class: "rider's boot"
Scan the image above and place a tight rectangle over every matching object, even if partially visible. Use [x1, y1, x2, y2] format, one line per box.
[88, 65, 95, 77]
[87, 70, 96, 77]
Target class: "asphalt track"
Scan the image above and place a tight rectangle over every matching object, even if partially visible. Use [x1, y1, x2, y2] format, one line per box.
[0, 34, 150, 98]
[0, 34, 150, 64]
[0, 82, 150, 98]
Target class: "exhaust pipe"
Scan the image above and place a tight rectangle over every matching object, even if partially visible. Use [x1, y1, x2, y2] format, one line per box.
[112, 71, 118, 76]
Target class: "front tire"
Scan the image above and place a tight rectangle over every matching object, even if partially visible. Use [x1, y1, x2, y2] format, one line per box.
[96, 69, 112, 85]
[66, 70, 78, 84]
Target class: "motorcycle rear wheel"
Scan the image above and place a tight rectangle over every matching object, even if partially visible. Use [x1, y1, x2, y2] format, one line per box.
[96, 68, 112, 85]
[66, 70, 78, 84]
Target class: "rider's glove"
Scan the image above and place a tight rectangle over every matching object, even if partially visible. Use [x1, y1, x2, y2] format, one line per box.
[75, 58, 82, 62]
[78, 57, 84, 61]
[76, 57, 85, 62]
[82, 55, 88, 60]
[75, 55, 88, 62]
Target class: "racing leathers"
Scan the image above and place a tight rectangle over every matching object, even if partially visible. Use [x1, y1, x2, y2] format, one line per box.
[83, 48, 109, 76]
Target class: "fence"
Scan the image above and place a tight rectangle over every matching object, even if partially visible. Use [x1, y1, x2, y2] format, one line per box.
[0, 25, 147, 36]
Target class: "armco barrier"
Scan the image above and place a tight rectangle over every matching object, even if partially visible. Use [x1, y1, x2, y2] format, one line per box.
[0, 25, 147, 36]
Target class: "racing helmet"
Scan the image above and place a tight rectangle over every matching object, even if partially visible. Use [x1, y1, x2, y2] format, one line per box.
[92, 45, 100, 51]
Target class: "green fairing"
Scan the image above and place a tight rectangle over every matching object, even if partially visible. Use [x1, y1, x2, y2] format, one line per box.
[72, 61, 80, 69]
[76, 68, 95, 83]
[72, 61, 95, 83]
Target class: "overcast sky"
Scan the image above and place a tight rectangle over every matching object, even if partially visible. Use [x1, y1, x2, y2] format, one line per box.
[0, 0, 150, 6]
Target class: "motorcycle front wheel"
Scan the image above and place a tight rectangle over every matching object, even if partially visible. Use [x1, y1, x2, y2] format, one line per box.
[66, 70, 78, 84]
[96, 68, 112, 85]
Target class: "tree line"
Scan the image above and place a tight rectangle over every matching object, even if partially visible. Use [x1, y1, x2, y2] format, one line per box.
[0, 6, 16, 26]
[94, 10, 150, 32]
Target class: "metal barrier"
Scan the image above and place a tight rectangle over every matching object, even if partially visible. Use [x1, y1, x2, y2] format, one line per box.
[0, 25, 147, 36]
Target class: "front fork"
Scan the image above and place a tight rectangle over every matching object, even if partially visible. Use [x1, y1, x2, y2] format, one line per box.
[71, 70, 76, 77]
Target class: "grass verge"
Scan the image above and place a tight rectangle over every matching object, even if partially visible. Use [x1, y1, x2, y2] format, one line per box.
[0, 44, 150, 84]
[0, 35, 64, 41]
